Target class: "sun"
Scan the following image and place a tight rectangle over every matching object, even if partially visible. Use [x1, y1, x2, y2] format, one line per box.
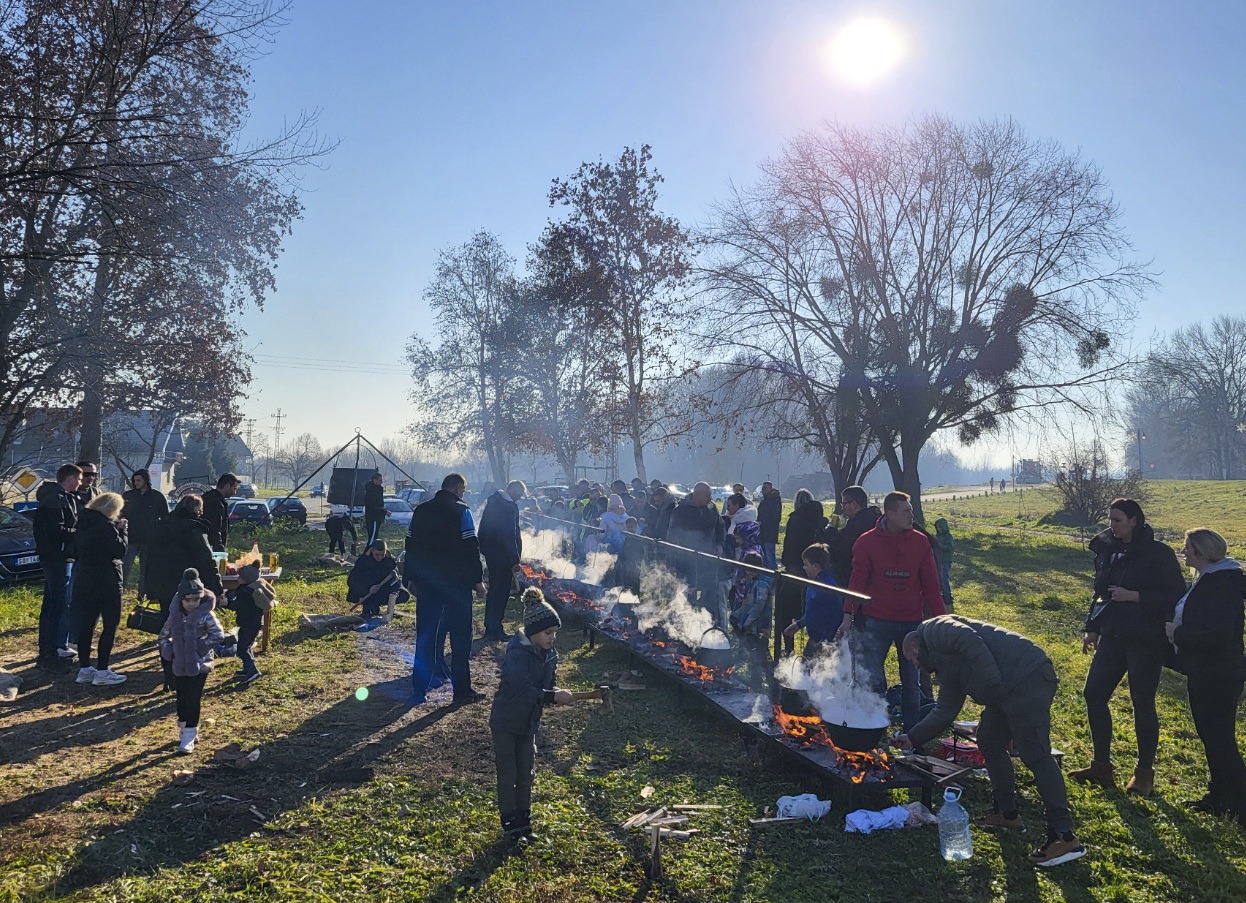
[826, 17, 906, 86]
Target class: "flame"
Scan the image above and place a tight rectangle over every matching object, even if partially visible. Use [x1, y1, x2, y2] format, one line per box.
[771, 705, 891, 783]
[673, 654, 735, 682]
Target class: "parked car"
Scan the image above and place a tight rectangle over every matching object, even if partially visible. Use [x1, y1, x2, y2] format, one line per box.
[266, 496, 308, 525]
[236, 482, 257, 499]
[310, 483, 326, 498]
[228, 499, 272, 527]
[394, 487, 430, 507]
[0, 505, 42, 585]
[383, 498, 414, 528]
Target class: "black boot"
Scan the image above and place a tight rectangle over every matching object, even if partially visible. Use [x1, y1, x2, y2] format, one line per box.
[500, 811, 524, 841]
[517, 810, 538, 841]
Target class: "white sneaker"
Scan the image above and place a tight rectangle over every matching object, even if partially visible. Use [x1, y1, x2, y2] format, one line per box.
[57, 645, 77, 658]
[178, 726, 198, 754]
[76, 666, 97, 683]
[92, 669, 127, 686]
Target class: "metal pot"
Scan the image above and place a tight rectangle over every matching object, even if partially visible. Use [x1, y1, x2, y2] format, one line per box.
[822, 722, 887, 753]
[695, 627, 735, 671]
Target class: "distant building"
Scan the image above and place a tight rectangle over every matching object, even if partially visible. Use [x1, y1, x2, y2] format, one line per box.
[1016, 459, 1045, 484]
[0, 410, 246, 498]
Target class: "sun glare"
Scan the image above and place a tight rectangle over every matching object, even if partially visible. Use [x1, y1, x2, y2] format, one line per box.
[826, 17, 905, 85]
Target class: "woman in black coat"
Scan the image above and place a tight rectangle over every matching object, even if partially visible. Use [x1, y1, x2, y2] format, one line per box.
[775, 489, 827, 656]
[73, 493, 128, 685]
[1071, 498, 1186, 796]
[1166, 528, 1246, 820]
[145, 495, 224, 690]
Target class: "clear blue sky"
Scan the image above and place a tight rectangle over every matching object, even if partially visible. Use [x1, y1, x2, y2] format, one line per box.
[239, 0, 1246, 466]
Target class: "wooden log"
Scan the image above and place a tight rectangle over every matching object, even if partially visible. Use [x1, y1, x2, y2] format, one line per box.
[748, 816, 806, 827]
[671, 804, 723, 811]
[649, 816, 689, 828]
[658, 828, 698, 838]
[648, 825, 662, 878]
[621, 809, 656, 829]
[634, 807, 667, 827]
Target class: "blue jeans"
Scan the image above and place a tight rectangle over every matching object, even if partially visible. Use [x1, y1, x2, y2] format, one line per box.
[856, 615, 923, 731]
[938, 559, 953, 606]
[762, 544, 778, 569]
[412, 584, 473, 699]
[38, 561, 72, 659]
[237, 620, 261, 676]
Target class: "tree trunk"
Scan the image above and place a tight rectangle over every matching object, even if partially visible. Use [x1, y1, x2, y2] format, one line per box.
[77, 253, 113, 466]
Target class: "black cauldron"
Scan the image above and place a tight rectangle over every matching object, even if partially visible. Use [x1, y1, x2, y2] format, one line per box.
[695, 627, 735, 670]
[821, 722, 888, 753]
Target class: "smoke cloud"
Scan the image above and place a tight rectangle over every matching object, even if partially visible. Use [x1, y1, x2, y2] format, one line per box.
[775, 641, 888, 728]
[636, 563, 714, 648]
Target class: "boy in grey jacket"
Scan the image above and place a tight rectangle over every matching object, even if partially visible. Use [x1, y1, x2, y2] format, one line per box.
[489, 587, 574, 841]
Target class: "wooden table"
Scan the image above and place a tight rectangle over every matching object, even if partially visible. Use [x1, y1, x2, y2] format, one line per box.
[221, 567, 282, 654]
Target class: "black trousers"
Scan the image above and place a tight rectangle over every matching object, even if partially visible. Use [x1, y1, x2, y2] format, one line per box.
[75, 592, 121, 670]
[774, 581, 802, 656]
[1188, 673, 1246, 813]
[175, 673, 208, 727]
[1083, 634, 1165, 767]
[364, 512, 384, 547]
[483, 557, 514, 635]
[493, 728, 537, 817]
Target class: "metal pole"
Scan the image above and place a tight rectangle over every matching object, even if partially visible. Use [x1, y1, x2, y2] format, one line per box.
[533, 514, 871, 602]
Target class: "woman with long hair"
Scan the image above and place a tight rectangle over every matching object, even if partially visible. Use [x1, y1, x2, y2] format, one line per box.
[775, 489, 827, 656]
[1071, 498, 1185, 796]
[1166, 528, 1246, 819]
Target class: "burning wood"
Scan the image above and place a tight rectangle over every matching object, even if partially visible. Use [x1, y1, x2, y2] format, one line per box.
[771, 705, 893, 784]
[673, 654, 733, 682]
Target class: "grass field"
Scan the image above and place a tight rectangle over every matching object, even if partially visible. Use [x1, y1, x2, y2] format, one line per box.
[2, 507, 1245, 902]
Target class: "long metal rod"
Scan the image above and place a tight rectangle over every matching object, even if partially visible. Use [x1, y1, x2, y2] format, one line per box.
[531, 512, 870, 603]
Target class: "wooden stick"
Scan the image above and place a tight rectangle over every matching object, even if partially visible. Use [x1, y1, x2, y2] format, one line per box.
[658, 828, 697, 838]
[634, 807, 667, 827]
[748, 816, 806, 827]
[621, 809, 655, 829]
[671, 804, 723, 811]
[650, 816, 689, 828]
[649, 825, 662, 878]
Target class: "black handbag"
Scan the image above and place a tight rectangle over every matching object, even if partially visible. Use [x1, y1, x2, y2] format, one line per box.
[126, 605, 165, 635]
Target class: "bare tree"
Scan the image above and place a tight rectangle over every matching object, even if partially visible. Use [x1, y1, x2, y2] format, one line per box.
[701, 186, 880, 497]
[275, 433, 323, 488]
[548, 146, 695, 482]
[406, 232, 530, 485]
[1045, 436, 1145, 528]
[1137, 316, 1246, 480]
[748, 115, 1150, 519]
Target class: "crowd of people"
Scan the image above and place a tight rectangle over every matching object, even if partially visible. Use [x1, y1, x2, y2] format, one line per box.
[22, 461, 1246, 863]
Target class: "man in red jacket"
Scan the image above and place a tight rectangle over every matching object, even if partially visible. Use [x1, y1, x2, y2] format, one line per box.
[837, 490, 945, 731]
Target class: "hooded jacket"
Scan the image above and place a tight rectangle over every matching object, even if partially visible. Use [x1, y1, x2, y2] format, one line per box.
[933, 518, 954, 561]
[1085, 524, 1185, 643]
[478, 490, 522, 566]
[200, 488, 230, 552]
[33, 484, 79, 562]
[145, 510, 224, 610]
[757, 490, 783, 544]
[403, 489, 483, 590]
[72, 508, 127, 602]
[728, 505, 762, 558]
[907, 615, 1054, 748]
[159, 590, 226, 677]
[120, 471, 167, 546]
[781, 501, 828, 571]
[490, 632, 558, 735]
[826, 504, 882, 585]
[1169, 559, 1245, 679]
[347, 551, 401, 604]
[845, 519, 946, 621]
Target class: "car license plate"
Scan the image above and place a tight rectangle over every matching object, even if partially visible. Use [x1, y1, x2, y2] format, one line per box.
[15, 555, 39, 566]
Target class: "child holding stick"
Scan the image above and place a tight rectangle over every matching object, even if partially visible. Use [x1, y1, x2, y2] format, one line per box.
[489, 587, 575, 842]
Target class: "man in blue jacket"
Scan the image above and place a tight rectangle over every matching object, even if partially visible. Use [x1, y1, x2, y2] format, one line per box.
[404, 473, 485, 705]
[478, 480, 526, 641]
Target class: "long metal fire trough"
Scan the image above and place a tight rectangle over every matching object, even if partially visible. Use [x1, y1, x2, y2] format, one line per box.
[520, 569, 936, 809]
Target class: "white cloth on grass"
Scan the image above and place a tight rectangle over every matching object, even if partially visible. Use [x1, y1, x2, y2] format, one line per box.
[776, 793, 832, 821]
[844, 805, 910, 833]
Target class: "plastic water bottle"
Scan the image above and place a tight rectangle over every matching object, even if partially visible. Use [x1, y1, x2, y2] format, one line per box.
[937, 787, 973, 861]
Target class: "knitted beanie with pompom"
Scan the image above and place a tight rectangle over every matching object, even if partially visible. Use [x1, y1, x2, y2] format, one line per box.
[521, 586, 561, 637]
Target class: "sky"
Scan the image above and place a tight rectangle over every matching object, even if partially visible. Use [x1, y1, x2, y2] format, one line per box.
[236, 0, 1246, 471]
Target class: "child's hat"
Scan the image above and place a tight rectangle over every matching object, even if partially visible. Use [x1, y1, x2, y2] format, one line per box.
[521, 586, 561, 637]
[177, 568, 205, 596]
[238, 563, 261, 584]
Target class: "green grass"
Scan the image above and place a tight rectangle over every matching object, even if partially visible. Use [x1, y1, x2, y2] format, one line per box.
[2, 516, 1245, 902]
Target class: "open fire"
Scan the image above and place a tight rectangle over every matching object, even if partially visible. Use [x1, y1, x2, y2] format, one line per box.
[771, 705, 893, 784]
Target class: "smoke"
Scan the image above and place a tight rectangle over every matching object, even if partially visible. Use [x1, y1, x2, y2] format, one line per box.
[775, 641, 888, 728]
[520, 529, 576, 579]
[600, 586, 640, 618]
[580, 550, 617, 585]
[636, 563, 714, 648]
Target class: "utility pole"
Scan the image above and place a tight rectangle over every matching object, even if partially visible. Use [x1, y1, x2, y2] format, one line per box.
[270, 409, 285, 455]
[243, 418, 257, 482]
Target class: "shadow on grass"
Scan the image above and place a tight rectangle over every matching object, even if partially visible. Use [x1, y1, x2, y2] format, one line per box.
[38, 676, 455, 898]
